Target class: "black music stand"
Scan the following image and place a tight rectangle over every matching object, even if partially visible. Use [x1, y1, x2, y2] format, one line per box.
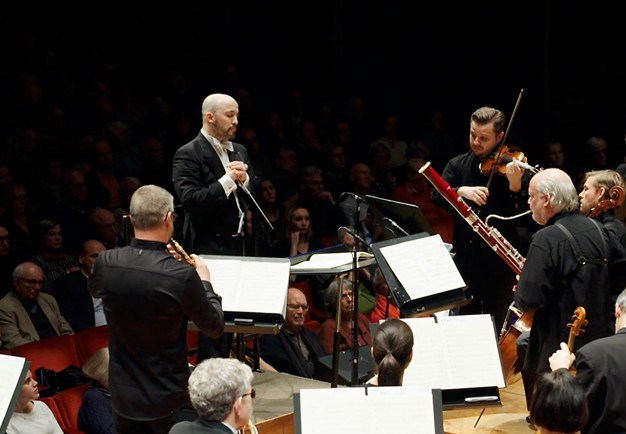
[366, 194, 436, 237]
[371, 233, 470, 318]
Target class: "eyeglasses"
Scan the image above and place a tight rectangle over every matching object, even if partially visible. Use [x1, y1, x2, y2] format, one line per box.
[241, 389, 256, 399]
[165, 211, 178, 222]
[287, 304, 309, 311]
[19, 278, 44, 287]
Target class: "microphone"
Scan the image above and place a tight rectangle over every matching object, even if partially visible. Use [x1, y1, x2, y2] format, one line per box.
[383, 217, 410, 236]
[339, 192, 366, 202]
[337, 226, 371, 251]
[500, 156, 539, 173]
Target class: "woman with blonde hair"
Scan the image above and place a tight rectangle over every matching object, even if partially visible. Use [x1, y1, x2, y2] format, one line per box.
[78, 347, 112, 434]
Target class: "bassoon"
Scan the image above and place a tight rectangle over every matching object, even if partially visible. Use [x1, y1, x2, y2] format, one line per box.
[418, 161, 527, 275]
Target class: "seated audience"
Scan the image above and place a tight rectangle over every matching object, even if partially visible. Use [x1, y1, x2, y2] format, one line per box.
[1, 181, 40, 263]
[367, 318, 413, 386]
[169, 358, 255, 434]
[6, 368, 63, 434]
[90, 207, 124, 249]
[270, 203, 324, 260]
[53, 240, 107, 331]
[369, 268, 400, 323]
[318, 278, 372, 354]
[529, 369, 588, 434]
[78, 347, 113, 434]
[260, 287, 326, 379]
[30, 219, 79, 294]
[548, 287, 626, 433]
[0, 262, 74, 349]
[0, 225, 18, 298]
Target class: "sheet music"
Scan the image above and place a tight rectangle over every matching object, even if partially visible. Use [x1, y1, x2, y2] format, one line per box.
[290, 252, 373, 270]
[379, 234, 465, 299]
[298, 386, 438, 434]
[0, 355, 27, 430]
[402, 315, 505, 390]
[201, 257, 290, 314]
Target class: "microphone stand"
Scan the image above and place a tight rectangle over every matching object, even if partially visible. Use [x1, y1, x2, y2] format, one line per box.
[351, 196, 361, 385]
[331, 273, 347, 388]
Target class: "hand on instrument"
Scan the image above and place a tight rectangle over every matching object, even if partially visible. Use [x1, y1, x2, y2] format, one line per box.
[226, 161, 248, 183]
[548, 342, 575, 371]
[505, 162, 523, 193]
[192, 254, 211, 282]
[458, 186, 489, 206]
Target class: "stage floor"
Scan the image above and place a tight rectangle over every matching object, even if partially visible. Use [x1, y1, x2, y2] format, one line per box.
[250, 370, 536, 434]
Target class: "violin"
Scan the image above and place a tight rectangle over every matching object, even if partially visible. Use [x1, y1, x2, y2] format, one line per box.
[567, 306, 588, 352]
[587, 185, 626, 219]
[479, 145, 532, 176]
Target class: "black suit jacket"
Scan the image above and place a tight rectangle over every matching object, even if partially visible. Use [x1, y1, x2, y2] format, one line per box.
[169, 418, 233, 434]
[53, 270, 95, 332]
[260, 326, 326, 379]
[575, 328, 626, 433]
[172, 132, 255, 254]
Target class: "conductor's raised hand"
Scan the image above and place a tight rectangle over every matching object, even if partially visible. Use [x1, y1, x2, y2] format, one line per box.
[226, 161, 248, 183]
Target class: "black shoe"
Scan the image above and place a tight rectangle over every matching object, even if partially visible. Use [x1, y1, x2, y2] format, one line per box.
[526, 416, 532, 424]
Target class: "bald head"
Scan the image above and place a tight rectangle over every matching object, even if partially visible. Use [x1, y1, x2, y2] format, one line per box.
[284, 287, 309, 334]
[201, 93, 239, 142]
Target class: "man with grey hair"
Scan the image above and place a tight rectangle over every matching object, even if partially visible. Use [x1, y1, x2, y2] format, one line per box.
[169, 358, 255, 434]
[89, 184, 224, 433]
[514, 168, 626, 409]
[548, 287, 626, 433]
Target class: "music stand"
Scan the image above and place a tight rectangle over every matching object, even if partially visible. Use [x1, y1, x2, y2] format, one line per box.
[366, 194, 435, 237]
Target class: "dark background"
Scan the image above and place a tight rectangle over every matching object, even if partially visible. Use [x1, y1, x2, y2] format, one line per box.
[1, 1, 625, 166]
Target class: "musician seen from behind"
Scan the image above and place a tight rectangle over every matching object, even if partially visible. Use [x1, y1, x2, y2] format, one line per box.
[89, 184, 224, 434]
[514, 168, 626, 410]
[579, 169, 626, 248]
[548, 287, 626, 433]
[431, 106, 534, 330]
[172, 92, 255, 257]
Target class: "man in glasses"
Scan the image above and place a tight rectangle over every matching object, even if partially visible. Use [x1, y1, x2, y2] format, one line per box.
[170, 358, 255, 434]
[260, 287, 326, 379]
[0, 261, 73, 349]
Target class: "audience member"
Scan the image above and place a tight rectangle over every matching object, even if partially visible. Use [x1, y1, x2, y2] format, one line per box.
[168, 358, 255, 434]
[366, 142, 397, 198]
[369, 114, 407, 170]
[135, 137, 174, 194]
[528, 369, 588, 434]
[319, 278, 372, 354]
[29, 156, 65, 218]
[53, 240, 107, 331]
[78, 347, 113, 434]
[0, 261, 74, 349]
[5, 368, 64, 434]
[238, 126, 273, 181]
[270, 204, 324, 260]
[321, 143, 351, 201]
[90, 207, 124, 249]
[548, 287, 626, 433]
[288, 165, 345, 240]
[246, 178, 282, 256]
[260, 287, 326, 379]
[271, 145, 299, 207]
[0, 225, 18, 297]
[369, 268, 400, 323]
[112, 176, 142, 240]
[367, 318, 413, 386]
[0, 182, 40, 263]
[339, 162, 374, 244]
[542, 141, 576, 182]
[53, 169, 98, 256]
[30, 219, 79, 293]
[85, 139, 121, 210]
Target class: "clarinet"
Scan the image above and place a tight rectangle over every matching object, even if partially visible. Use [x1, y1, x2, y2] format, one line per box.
[418, 161, 526, 275]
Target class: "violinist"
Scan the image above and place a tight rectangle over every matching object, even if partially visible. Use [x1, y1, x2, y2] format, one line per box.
[579, 169, 626, 248]
[431, 106, 534, 329]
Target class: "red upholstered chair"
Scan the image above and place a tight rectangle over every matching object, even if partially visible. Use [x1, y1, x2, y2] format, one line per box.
[187, 329, 199, 366]
[40, 396, 67, 431]
[290, 280, 327, 323]
[52, 383, 90, 433]
[10, 334, 81, 374]
[75, 325, 109, 366]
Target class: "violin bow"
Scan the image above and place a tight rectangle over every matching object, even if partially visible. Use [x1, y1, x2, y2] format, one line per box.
[486, 88, 524, 190]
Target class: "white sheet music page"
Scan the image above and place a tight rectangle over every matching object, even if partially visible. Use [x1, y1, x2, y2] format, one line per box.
[290, 252, 373, 270]
[379, 234, 465, 299]
[299, 386, 437, 434]
[202, 257, 290, 314]
[0, 354, 27, 428]
[401, 315, 505, 390]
